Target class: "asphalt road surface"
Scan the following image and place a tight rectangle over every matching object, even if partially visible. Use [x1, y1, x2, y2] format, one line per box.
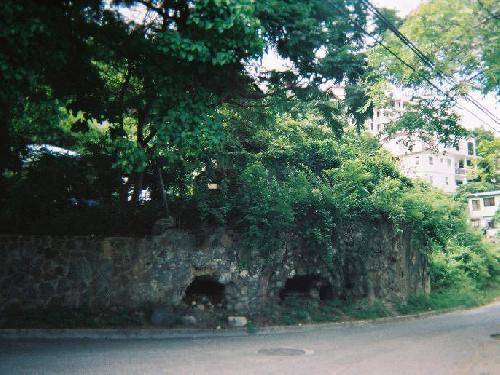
[1, 301, 499, 375]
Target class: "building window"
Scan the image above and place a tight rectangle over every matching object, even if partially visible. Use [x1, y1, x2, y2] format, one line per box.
[466, 159, 472, 167]
[445, 177, 449, 185]
[456, 180, 463, 186]
[370, 123, 374, 130]
[483, 197, 495, 207]
[458, 160, 464, 168]
[429, 176, 433, 183]
[440, 158, 443, 163]
[429, 156, 433, 165]
[447, 158, 452, 167]
[471, 199, 481, 211]
[471, 219, 480, 228]
[467, 142, 474, 156]
[415, 156, 420, 165]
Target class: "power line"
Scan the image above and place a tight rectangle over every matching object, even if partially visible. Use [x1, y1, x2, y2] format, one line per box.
[373, 38, 500, 133]
[477, 0, 500, 20]
[326, 0, 499, 133]
[360, 0, 500, 127]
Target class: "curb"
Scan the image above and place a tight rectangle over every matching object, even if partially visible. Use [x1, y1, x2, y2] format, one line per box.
[0, 327, 249, 340]
[0, 304, 484, 340]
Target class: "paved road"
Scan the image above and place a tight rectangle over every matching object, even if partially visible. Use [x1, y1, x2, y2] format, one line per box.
[1, 302, 499, 375]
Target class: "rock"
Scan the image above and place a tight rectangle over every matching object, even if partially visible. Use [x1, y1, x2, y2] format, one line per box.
[150, 307, 174, 326]
[181, 315, 197, 326]
[218, 273, 232, 284]
[239, 270, 249, 278]
[152, 217, 176, 235]
[227, 316, 247, 327]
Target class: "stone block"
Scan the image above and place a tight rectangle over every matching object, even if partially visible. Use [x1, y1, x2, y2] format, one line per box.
[227, 316, 247, 327]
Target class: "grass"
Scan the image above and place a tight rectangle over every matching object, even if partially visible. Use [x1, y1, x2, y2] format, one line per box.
[253, 283, 500, 327]
[254, 298, 393, 326]
[396, 283, 500, 315]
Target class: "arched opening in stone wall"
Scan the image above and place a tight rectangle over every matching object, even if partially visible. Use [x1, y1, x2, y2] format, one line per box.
[182, 275, 225, 308]
[279, 275, 333, 301]
[319, 284, 334, 300]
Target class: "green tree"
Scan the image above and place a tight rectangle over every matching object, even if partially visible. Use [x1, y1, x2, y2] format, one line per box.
[477, 138, 500, 184]
[1, 0, 373, 223]
[372, 7, 403, 37]
[0, 0, 108, 175]
[468, 129, 499, 186]
[368, 0, 499, 94]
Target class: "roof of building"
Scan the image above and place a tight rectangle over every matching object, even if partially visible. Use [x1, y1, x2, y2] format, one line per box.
[468, 190, 500, 198]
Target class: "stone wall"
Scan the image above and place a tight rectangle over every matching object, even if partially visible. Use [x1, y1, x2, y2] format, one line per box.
[0, 222, 429, 316]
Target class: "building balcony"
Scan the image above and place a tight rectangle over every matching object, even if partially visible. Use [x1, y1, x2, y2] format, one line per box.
[455, 168, 477, 180]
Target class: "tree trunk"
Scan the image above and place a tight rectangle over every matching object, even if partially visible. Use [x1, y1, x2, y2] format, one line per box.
[156, 165, 169, 217]
[0, 106, 10, 178]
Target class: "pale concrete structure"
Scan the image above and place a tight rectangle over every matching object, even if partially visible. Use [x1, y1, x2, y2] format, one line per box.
[367, 93, 477, 193]
[467, 190, 499, 241]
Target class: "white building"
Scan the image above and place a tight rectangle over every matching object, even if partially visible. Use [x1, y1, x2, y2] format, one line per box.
[367, 93, 476, 193]
[467, 190, 499, 241]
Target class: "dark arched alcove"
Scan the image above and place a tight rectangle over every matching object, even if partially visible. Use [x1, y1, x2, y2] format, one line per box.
[182, 275, 225, 306]
[279, 275, 334, 301]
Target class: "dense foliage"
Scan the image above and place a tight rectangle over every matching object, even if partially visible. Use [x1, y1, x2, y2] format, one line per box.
[368, 0, 499, 94]
[366, 0, 498, 147]
[0, 0, 497, 297]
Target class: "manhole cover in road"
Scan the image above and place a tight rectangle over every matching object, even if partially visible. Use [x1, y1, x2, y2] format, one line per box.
[491, 333, 500, 340]
[258, 348, 307, 356]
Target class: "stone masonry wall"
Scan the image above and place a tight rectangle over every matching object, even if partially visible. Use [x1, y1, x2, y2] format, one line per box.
[0, 222, 430, 315]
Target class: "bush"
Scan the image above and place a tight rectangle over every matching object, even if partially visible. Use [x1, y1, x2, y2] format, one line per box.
[429, 230, 498, 290]
[397, 285, 499, 315]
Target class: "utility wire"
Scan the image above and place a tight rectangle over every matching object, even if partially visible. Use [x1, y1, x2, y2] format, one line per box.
[360, 0, 500, 127]
[366, 0, 498, 119]
[363, 0, 499, 124]
[477, 0, 500, 20]
[326, 0, 499, 133]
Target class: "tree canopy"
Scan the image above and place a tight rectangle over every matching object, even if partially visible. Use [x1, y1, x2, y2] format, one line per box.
[0, 0, 497, 296]
[368, 0, 499, 94]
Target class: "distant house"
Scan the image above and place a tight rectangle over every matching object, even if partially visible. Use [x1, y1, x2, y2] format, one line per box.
[467, 190, 500, 241]
[366, 93, 477, 193]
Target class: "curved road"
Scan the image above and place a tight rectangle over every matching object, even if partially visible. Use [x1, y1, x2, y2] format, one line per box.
[1, 301, 499, 374]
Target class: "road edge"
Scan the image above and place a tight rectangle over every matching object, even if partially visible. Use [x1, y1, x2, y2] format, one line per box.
[1, 299, 498, 340]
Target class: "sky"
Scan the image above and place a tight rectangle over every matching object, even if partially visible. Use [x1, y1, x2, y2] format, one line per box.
[115, 0, 499, 134]
[371, 0, 499, 134]
[372, 0, 424, 16]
